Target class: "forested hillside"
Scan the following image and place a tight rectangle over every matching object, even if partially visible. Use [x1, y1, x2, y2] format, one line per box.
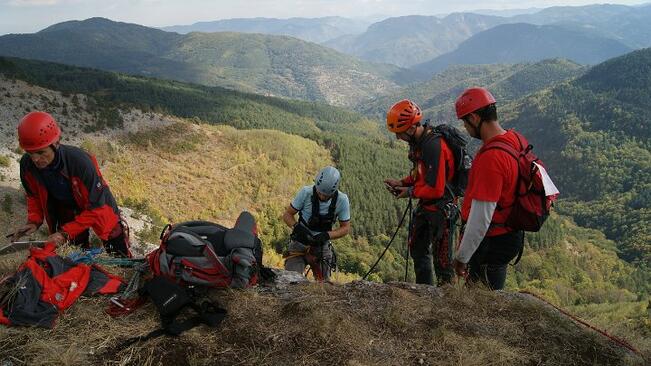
[0, 56, 412, 281]
[359, 59, 585, 123]
[505, 48, 651, 265]
[0, 18, 410, 106]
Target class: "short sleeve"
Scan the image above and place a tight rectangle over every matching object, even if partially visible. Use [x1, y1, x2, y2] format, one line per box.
[291, 186, 310, 211]
[336, 193, 351, 222]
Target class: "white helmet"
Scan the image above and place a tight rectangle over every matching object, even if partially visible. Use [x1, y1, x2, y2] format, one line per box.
[314, 166, 340, 196]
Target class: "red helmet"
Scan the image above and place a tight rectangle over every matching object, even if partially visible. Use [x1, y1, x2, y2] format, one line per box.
[455, 87, 496, 119]
[17, 111, 61, 152]
[386, 99, 422, 133]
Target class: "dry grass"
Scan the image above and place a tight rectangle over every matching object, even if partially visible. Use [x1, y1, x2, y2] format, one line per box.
[1, 255, 645, 366]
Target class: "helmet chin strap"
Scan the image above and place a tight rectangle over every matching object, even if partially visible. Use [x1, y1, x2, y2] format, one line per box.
[474, 120, 484, 140]
[407, 124, 420, 145]
[467, 115, 483, 140]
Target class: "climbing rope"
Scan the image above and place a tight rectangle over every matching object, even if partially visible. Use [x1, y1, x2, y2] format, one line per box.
[363, 198, 412, 281]
[519, 290, 643, 357]
[105, 261, 150, 317]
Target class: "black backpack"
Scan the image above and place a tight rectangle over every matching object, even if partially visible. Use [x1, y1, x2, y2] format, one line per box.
[431, 123, 472, 198]
[117, 276, 228, 347]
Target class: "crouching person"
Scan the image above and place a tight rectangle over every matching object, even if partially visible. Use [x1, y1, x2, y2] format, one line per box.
[283, 166, 351, 281]
[11, 111, 131, 257]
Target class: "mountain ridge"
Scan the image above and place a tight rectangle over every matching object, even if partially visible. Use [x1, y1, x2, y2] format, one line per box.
[0, 17, 411, 107]
[411, 23, 632, 76]
[162, 16, 370, 43]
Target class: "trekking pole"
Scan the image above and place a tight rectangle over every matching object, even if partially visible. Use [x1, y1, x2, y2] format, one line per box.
[363, 198, 412, 281]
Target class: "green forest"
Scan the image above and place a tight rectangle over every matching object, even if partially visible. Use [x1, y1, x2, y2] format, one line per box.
[505, 49, 651, 265]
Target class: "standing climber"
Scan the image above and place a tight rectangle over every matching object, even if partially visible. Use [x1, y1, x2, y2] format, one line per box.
[384, 100, 460, 286]
[452, 87, 528, 290]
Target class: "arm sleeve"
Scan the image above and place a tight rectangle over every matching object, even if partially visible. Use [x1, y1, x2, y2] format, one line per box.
[336, 194, 351, 222]
[411, 139, 448, 200]
[25, 194, 44, 226]
[290, 186, 308, 211]
[401, 174, 415, 186]
[19, 158, 44, 225]
[455, 200, 497, 263]
[61, 153, 118, 239]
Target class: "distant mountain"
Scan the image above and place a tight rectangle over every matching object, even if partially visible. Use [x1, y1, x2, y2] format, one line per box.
[323, 13, 506, 68]
[358, 59, 585, 122]
[327, 4, 651, 67]
[0, 17, 186, 73]
[0, 17, 414, 106]
[162, 16, 370, 43]
[468, 7, 542, 17]
[511, 3, 634, 24]
[512, 3, 651, 49]
[411, 23, 632, 76]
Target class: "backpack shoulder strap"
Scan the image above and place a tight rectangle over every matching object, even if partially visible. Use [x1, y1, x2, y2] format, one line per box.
[327, 191, 339, 220]
[481, 140, 520, 161]
[310, 185, 320, 220]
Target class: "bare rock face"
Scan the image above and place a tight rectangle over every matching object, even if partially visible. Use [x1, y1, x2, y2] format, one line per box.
[260, 268, 310, 289]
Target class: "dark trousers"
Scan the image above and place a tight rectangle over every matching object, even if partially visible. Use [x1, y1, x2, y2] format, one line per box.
[467, 230, 524, 290]
[409, 207, 454, 286]
[51, 204, 131, 257]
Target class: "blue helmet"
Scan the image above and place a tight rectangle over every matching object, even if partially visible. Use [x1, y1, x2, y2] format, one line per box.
[314, 166, 340, 196]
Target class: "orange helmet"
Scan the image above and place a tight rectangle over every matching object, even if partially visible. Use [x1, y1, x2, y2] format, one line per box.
[17, 111, 61, 152]
[386, 99, 422, 133]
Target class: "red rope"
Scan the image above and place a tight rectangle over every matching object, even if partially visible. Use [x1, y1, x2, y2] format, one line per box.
[519, 290, 643, 357]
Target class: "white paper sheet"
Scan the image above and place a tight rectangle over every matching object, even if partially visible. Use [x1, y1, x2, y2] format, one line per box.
[534, 162, 560, 196]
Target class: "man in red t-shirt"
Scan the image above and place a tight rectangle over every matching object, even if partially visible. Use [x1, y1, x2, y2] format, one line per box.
[384, 100, 457, 285]
[452, 88, 525, 290]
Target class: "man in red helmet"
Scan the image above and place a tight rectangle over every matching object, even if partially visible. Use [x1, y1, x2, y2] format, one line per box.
[10, 111, 131, 257]
[383, 99, 456, 285]
[452, 87, 525, 290]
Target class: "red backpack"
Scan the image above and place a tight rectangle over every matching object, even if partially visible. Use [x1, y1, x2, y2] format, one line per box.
[483, 132, 557, 232]
[147, 211, 262, 288]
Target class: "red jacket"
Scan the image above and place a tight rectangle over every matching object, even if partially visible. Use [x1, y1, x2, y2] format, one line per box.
[20, 145, 120, 241]
[401, 126, 456, 210]
[0, 243, 123, 327]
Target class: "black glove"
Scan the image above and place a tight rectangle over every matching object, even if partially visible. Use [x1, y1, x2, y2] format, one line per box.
[312, 231, 330, 244]
[291, 223, 312, 242]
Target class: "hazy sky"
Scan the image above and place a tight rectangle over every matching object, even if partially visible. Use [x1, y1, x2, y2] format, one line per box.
[0, 0, 648, 35]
